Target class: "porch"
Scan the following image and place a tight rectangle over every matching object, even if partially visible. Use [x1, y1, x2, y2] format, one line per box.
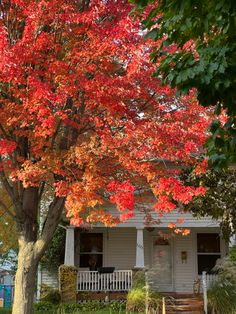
[77, 269, 217, 293]
[64, 223, 226, 294]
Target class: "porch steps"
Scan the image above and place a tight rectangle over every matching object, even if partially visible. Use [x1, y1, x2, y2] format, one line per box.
[165, 295, 203, 314]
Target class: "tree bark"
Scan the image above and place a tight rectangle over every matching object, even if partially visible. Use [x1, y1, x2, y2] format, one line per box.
[12, 242, 38, 314]
[11, 187, 65, 314]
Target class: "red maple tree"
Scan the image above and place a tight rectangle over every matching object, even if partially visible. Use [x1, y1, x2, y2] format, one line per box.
[0, 1, 209, 312]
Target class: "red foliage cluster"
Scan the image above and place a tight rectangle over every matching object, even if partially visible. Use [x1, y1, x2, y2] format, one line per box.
[0, 0, 211, 228]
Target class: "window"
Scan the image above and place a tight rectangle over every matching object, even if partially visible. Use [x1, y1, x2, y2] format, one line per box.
[79, 233, 103, 270]
[197, 233, 221, 274]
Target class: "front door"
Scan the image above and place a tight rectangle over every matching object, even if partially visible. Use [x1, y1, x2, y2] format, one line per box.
[150, 237, 173, 292]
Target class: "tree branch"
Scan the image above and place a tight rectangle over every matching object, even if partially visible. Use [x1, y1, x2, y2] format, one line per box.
[34, 197, 65, 258]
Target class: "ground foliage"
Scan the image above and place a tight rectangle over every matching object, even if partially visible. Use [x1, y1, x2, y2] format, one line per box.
[132, 0, 236, 167]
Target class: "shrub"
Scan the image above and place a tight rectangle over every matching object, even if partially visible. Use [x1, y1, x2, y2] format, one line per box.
[57, 303, 82, 313]
[127, 287, 161, 313]
[127, 270, 161, 314]
[40, 289, 61, 305]
[34, 300, 127, 313]
[109, 300, 126, 312]
[208, 279, 236, 314]
[229, 245, 236, 262]
[213, 245, 236, 283]
[34, 301, 57, 312]
[59, 265, 77, 303]
[207, 246, 236, 313]
[127, 287, 146, 312]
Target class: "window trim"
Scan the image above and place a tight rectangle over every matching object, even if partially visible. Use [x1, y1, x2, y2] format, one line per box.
[197, 232, 221, 274]
[79, 232, 104, 269]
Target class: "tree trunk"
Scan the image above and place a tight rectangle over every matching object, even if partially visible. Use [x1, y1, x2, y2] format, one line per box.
[11, 187, 65, 314]
[12, 242, 38, 314]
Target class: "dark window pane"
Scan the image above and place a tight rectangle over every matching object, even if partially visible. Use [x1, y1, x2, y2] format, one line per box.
[198, 255, 221, 274]
[79, 233, 103, 270]
[80, 254, 103, 270]
[80, 233, 103, 253]
[197, 233, 220, 253]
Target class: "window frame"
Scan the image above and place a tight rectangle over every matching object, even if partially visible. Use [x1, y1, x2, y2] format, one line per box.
[79, 233, 104, 269]
[197, 233, 221, 275]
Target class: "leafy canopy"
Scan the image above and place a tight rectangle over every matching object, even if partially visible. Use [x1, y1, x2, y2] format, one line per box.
[0, 0, 210, 230]
[182, 168, 236, 240]
[132, 0, 236, 168]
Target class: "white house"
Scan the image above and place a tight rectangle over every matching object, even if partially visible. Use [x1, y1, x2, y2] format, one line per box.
[39, 209, 227, 296]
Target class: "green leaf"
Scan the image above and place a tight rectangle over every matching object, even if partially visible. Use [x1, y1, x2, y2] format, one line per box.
[144, 28, 159, 40]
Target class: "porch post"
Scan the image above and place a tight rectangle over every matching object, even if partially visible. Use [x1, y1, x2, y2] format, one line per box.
[64, 226, 75, 266]
[135, 227, 145, 268]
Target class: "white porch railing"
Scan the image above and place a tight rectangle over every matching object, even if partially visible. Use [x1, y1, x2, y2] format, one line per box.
[201, 271, 218, 314]
[199, 273, 218, 290]
[77, 270, 132, 292]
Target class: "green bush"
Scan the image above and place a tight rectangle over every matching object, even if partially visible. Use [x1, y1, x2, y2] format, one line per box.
[127, 287, 161, 313]
[40, 289, 61, 305]
[34, 300, 127, 313]
[109, 300, 126, 312]
[0, 309, 12, 314]
[207, 247, 236, 314]
[127, 287, 146, 312]
[34, 301, 57, 312]
[229, 245, 236, 262]
[127, 271, 161, 313]
[213, 245, 236, 284]
[208, 279, 236, 314]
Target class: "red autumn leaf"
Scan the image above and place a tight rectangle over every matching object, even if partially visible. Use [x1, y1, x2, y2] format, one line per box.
[0, 140, 17, 155]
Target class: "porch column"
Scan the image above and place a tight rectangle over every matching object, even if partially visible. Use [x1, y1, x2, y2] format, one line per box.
[64, 226, 75, 266]
[135, 227, 145, 268]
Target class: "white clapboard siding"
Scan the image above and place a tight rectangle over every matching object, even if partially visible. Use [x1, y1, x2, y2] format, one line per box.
[41, 269, 58, 289]
[105, 228, 136, 269]
[104, 227, 150, 269]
